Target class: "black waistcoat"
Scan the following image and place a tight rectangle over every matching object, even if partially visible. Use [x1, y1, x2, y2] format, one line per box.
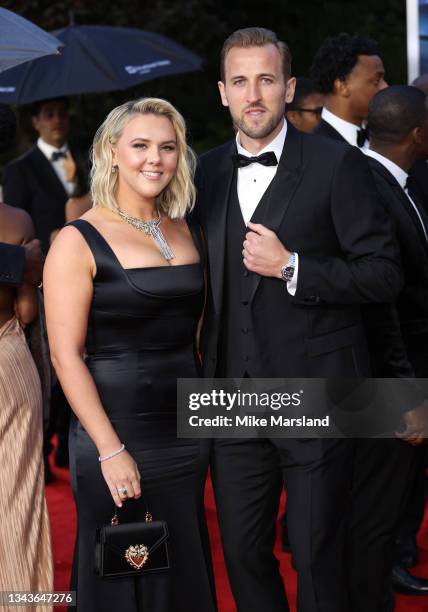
[216, 172, 272, 377]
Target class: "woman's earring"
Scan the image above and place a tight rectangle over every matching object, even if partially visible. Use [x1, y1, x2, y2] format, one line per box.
[111, 165, 118, 174]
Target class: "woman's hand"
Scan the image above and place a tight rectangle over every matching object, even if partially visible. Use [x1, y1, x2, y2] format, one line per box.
[100, 450, 142, 507]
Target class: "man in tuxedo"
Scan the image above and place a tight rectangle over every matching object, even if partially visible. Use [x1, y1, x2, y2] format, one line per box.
[410, 73, 428, 212]
[285, 77, 324, 133]
[359, 87, 428, 604]
[310, 33, 387, 146]
[3, 97, 87, 253]
[195, 27, 402, 612]
[2, 97, 87, 476]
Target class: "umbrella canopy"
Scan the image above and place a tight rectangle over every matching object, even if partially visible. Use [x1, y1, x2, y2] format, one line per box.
[0, 7, 62, 73]
[0, 24, 202, 104]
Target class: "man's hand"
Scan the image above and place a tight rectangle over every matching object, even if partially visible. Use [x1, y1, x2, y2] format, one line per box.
[396, 400, 428, 446]
[23, 239, 44, 286]
[243, 222, 289, 278]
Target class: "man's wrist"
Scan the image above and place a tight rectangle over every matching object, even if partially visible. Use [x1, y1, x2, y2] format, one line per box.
[280, 252, 296, 282]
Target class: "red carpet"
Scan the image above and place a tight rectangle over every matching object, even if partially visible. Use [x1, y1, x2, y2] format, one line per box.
[46, 461, 428, 611]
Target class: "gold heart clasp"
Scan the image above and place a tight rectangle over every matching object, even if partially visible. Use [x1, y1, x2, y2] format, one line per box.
[125, 544, 149, 570]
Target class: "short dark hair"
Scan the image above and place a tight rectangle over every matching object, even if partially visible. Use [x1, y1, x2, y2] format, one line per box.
[220, 27, 292, 83]
[310, 33, 379, 94]
[30, 97, 69, 117]
[0, 104, 16, 153]
[368, 85, 428, 143]
[287, 77, 322, 110]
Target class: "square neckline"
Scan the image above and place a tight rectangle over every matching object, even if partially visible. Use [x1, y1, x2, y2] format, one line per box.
[73, 218, 202, 272]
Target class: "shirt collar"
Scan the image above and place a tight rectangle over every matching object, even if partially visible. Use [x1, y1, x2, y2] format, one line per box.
[236, 119, 287, 161]
[321, 107, 361, 147]
[37, 137, 68, 161]
[364, 148, 408, 189]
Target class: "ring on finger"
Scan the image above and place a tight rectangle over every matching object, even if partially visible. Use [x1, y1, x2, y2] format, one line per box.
[118, 486, 128, 496]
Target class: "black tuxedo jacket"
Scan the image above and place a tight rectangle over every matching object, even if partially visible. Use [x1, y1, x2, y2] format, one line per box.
[0, 243, 24, 287]
[409, 158, 428, 214]
[3, 144, 88, 252]
[195, 124, 403, 378]
[314, 118, 347, 143]
[365, 157, 428, 377]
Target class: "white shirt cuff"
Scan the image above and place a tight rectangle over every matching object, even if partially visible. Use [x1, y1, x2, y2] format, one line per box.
[286, 252, 299, 296]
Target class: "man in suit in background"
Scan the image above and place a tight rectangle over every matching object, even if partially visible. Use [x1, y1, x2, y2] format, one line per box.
[196, 27, 402, 612]
[2, 97, 88, 477]
[310, 33, 387, 146]
[361, 86, 428, 603]
[410, 73, 428, 212]
[3, 97, 87, 253]
[285, 77, 324, 133]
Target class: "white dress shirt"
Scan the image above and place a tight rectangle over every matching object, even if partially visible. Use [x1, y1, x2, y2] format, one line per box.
[321, 107, 366, 148]
[364, 148, 428, 242]
[236, 119, 298, 294]
[37, 137, 75, 196]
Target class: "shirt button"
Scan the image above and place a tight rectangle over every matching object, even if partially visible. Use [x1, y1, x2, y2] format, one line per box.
[242, 299, 249, 306]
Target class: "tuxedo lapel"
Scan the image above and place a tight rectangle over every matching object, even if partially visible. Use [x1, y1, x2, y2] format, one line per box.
[28, 145, 68, 202]
[249, 124, 304, 303]
[206, 141, 236, 316]
[370, 158, 428, 255]
[315, 119, 347, 143]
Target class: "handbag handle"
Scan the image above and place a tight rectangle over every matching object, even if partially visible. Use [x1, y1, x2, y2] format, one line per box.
[111, 499, 153, 526]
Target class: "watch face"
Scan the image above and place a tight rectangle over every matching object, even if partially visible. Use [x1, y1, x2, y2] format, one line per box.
[281, 265, 295, 281]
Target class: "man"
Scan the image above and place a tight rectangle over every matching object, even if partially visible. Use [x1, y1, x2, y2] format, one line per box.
[310, 33, 387, 146]
[3, 97, 87, 253]
[362, 87, 428, 602]
[2, 97, 87, 475]
[286, 77, 324, 133]
[195, 27, 402, 611]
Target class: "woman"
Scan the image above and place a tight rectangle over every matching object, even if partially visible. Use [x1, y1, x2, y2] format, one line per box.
[43, 98, 216, 612]
[0, 105, 53, 611]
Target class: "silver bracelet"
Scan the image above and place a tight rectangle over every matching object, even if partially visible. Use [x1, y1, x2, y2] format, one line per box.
[98, 443, 125, 462]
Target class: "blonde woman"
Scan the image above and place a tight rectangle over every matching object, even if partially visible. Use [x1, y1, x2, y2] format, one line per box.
[43, 98, 216, 612]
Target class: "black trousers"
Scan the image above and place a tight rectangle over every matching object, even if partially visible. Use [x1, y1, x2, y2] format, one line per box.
[345, 438, 417, 612]
[212, 437, 353, 612]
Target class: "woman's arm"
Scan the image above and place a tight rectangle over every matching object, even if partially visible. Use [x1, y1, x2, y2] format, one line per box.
[43, 226, 141, 507]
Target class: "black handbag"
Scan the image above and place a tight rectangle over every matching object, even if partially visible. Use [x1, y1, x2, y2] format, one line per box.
[94, 505, 170, 578]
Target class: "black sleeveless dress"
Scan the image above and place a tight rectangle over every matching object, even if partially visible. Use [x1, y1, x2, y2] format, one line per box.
[67, 219, 216, 612]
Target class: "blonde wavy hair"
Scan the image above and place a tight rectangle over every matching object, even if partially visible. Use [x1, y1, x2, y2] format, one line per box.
[90, 97, 196, 219]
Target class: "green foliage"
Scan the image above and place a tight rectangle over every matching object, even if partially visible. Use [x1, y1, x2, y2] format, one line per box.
[3, 0, 407, 154]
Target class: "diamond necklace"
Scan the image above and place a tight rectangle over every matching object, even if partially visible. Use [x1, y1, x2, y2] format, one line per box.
[116, 206, 175, 261]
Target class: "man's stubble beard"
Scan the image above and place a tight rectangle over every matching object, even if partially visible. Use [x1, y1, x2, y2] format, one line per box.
[232, 106, 285, 141]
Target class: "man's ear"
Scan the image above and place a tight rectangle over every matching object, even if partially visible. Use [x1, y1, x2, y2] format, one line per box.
[334, 77, 350, 98]
[218, 81, 229, 107]
[285, 77, 296, 104]
[31, 116, 39, 132]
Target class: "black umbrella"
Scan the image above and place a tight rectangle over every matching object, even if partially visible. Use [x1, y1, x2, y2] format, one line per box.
[0, 24, 202, 103]
[0, 7, 62, 73]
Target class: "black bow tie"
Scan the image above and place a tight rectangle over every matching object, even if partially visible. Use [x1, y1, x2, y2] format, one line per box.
[356, 127, 369, 148]
[232, 151, 278, 168]
[51, 150, 67, 162]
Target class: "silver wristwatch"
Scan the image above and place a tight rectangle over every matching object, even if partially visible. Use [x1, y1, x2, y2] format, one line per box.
[280, 252, 296, 282]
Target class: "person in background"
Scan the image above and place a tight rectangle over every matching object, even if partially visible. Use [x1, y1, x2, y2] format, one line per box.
[286, 77, 325, 133]
[410, 73, 428, 212]
[310, 32, 387, 147]
[2, 97, 89, 480]
[0, 103, 53, 607]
